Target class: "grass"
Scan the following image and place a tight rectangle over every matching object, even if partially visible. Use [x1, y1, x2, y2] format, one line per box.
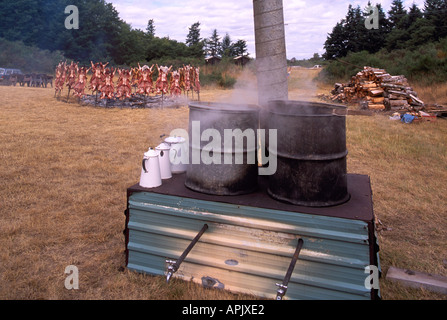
[0, 68, 446, 300]
[413, 82, 447, 106]
[346, 116, 447, 298]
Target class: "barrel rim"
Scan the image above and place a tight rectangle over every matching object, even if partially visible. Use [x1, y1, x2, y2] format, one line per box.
[267, 100, 347, 116]
[189, 101, 261, 114]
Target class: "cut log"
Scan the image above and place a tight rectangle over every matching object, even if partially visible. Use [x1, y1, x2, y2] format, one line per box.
[344, 87, 356, 93]
[388, 94, 406, 100]
[381, 83, 410, 90]
[388, 90, 409, 97]
[369, 89, 384, 96]
[361, 83, 378, 89]
[368, 104, 385, 110]
[370, 68, 386, 73]
[371, 97, 385, 103]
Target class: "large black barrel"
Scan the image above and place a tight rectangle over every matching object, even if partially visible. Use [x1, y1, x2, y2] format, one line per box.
[266, 100, 350, 207]
[185, 102, 260, 196]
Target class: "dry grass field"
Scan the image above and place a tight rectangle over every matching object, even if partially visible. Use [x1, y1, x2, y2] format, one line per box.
[0, 68, 446, 300]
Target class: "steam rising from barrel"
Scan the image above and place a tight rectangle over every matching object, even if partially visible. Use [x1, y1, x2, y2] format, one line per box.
[253, 0, 289, 107]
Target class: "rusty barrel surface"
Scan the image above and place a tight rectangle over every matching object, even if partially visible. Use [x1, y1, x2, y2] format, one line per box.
[185, 102, 260, 196]
[266, 100, 350, 207]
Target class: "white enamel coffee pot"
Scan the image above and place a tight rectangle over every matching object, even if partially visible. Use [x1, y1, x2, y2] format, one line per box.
[139, 148, 162, 188]
[155, 142, 172, 180]
[165, 136, 188, 174]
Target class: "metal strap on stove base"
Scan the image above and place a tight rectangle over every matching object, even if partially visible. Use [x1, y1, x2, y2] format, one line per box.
[166, 224, 209, 284]
[276, 238, 304, 300]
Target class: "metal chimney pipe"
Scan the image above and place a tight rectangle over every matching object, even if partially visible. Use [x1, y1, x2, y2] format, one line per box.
[253, 0, 288, 107]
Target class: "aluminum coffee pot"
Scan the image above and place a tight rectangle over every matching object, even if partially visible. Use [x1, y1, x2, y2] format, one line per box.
[165, 136, 188, 174]
[139, 148, 162, 188]
[156, 142, 172, 180]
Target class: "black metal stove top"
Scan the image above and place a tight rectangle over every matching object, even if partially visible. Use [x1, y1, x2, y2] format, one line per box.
[128, 173, 374, 222]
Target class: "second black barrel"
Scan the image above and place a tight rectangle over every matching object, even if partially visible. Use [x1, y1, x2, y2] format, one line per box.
[266, 100, 350, 207]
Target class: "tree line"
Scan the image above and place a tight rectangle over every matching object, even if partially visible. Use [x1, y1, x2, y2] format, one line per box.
[323, 0, 447, 60]
[0, 0, 248, 67]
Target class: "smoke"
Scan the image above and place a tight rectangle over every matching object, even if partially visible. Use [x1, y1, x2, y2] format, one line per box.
[187, 66, 261, 148]
[215, 65, 322, 106]
[287, 66, 320, 102]
[217, 67, 259, 106]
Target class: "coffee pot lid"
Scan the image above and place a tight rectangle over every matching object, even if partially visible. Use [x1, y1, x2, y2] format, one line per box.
[156, 142, 171, 150]
[165, 136, 186, 144]
[144, 148, 159, 158]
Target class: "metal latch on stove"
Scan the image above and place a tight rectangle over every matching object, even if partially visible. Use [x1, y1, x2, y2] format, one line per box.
[166, 224, 209, 284]
[276, 238, 304, 300]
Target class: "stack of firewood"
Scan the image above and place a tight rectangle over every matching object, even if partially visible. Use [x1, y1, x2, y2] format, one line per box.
[321, 67, 424, 111]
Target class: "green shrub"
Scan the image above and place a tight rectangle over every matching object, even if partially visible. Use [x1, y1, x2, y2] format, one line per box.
[218, 74, 237, 89]
[199, 58, 243, 89]
[200, 70, 222, 87]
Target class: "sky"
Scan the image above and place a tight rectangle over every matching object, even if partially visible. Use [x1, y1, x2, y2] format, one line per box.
[110, 0, 426, 60]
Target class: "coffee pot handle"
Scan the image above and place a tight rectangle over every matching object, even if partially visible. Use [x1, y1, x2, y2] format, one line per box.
[171, 147, 181, 158]
[142, 158, 148, 173]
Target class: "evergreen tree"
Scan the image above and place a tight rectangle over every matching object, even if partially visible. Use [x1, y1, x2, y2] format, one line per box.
[408, 3, 423, 25]
[146, 19, 155, 38]
[343, 5, 364, 53]
[185, 22, 204, 59]
[423, 0, 447, 40]
[220, 33, 233, 57]
[362, 3, 390, 53]
[323, 21, 348, 60]
[405, 17, 436, 48]
[388, 0, 408, 29]
[385, 1, 411, 51]
[376, 4, 392, 34]
[233, 39, 248, 57]
[186, 22, 202, 46]
[206, 29, 221, 57]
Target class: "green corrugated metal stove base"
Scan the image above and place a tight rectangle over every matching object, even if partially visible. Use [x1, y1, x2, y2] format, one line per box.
[124, 174, 380, 300]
